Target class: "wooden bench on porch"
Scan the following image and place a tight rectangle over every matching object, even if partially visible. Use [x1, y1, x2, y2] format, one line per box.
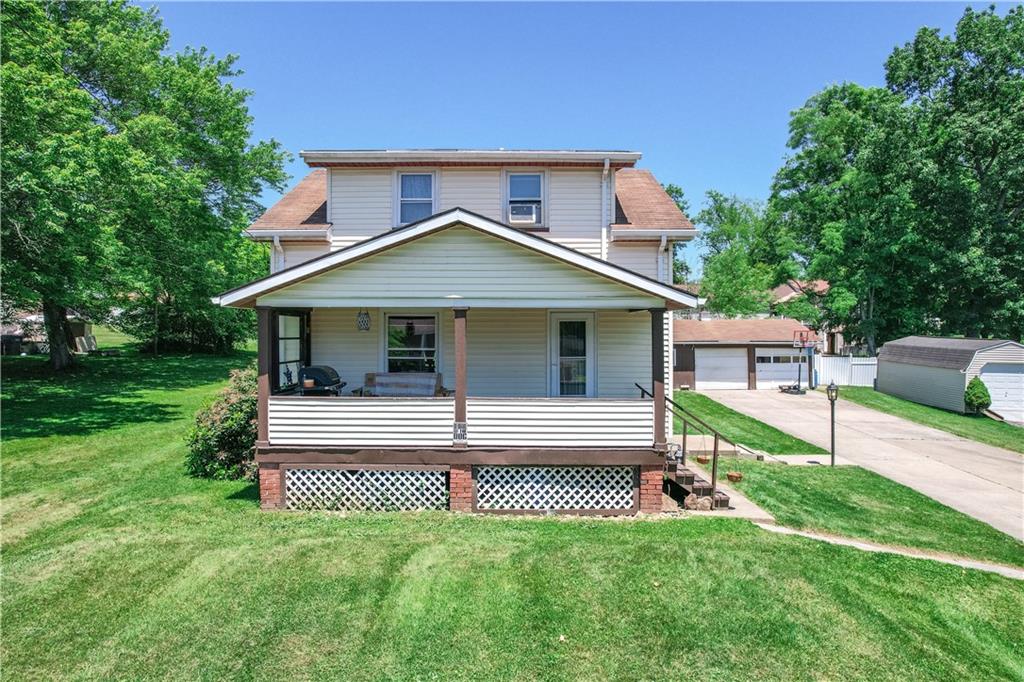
[353, 372, 453, 397]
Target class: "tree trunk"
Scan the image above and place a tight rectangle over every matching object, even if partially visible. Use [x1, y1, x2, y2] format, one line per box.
[42, 299, 75, 371]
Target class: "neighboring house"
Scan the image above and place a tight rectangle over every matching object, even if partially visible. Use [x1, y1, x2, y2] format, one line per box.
[877, 336, 1024, 423]
[217, 149, 700, 514]
[673, 318, 816, 390]
[770, 279, 847, 355]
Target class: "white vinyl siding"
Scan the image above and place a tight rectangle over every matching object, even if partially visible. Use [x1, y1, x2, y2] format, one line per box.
[606, 243, 661, 281]
[329, 169, 393, 248]
[268, 397, 454, 446]
[877, 360, 968, 413]
[310, 308, 384, 390]
[439, 169, 501, 219]
[257, 226, 661, 309]
[466, 398, 653, 447]
[546, 170, 604, 257]
[598, 310, 651, 398]
[279, 242, 330, 271]
[964, 343, 1024, 381]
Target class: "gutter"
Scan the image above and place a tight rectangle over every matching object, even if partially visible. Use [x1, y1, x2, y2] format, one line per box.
[272, 235, 284, 272]
[610, 228, 699, 241]
[243, 229, 331, 241]
[657, 235, 668, 282]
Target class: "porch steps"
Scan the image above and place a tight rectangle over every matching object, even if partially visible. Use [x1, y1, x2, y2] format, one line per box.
[665, 463, 730, 510]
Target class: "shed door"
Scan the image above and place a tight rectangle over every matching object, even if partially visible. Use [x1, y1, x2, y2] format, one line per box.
[980, 363, 1024, 422]
[694, 348, 748, 390]
[755, 348, 810, 389]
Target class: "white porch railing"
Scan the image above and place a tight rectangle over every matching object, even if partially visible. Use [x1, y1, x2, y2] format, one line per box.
[267, 396, 656, 448]
[268, 397, 455, 447]
[466, 398, 654, 447]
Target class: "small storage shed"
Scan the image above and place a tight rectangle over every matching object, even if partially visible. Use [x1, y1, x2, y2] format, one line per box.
[674, 318, 816, 390]
[877, 336, 1024, 422]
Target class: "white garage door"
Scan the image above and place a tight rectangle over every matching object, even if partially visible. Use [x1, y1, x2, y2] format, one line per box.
[695, 348, 748, 390]
[980, 363, 1024, 422]
[755, 348, 811, 389]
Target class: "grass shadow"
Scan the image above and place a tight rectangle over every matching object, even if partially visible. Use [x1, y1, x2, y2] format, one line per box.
[226, 483, 259, 503]
[1, 349, 254, 441]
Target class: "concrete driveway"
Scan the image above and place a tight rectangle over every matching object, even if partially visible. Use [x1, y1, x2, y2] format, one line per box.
[702, 389, 1024, 541]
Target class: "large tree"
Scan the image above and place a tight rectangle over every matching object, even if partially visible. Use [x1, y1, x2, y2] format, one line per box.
[770, 6, 1024, 350]
[1, 0, 287, 368]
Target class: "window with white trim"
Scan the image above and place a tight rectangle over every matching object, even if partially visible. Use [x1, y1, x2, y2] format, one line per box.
[398, 173, 434, 225]
[507, 172, 543, 226]
[386, 314, 437, 372]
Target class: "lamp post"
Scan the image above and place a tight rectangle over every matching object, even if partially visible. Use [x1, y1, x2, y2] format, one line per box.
[826, 381, 838, 467]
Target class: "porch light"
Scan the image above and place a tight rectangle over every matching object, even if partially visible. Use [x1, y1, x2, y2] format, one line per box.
[356, 309, 371, 332]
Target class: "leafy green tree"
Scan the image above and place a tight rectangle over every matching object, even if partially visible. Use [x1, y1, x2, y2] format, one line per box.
[775, 294, 822, 328]
[770, 7, 1024, 351]
[1, 0, 287, 367]
[695, 191, 776, 316]
[885, 6, 1024, 340]
[663, 183, 694, 284]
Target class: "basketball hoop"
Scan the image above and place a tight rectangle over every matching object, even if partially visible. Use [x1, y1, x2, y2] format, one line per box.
[793, 330, 816, 349]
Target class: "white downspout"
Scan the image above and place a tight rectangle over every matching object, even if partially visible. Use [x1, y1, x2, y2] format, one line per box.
[657, 235, 668, 283]
[272, 235, 284, 273]
[600, 158, 610, 260]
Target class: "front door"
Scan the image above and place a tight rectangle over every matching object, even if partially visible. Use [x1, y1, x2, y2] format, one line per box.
[549, 313, 595, 397]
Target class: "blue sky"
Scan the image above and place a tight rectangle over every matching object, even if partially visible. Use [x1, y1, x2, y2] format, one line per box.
[152, 2, 984, 271]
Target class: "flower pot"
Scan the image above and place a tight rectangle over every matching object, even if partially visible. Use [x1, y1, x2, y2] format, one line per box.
[695, 455, 710, 465]
[727, 471, 743, 483]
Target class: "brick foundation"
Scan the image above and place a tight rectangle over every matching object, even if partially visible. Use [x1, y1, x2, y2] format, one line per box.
[638, 464, 664, 514]
[259, 463, 282, 509]
[449, 464, 474, 512]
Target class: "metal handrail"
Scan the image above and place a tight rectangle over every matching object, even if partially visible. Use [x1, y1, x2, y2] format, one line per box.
[636, 383, 734, 505]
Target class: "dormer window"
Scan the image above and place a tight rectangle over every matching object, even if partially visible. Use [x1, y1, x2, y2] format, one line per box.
[398, 173, 434, 225]
[508, 173, 543, 227]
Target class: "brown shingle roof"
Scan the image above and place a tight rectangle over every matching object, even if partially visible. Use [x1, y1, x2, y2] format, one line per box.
[674, 318, 816, 344]
[612, 169, 694, 229]
[771, 279, 830, 304]
[877, 336, 1019, 370]
[248, 169, 329, 230]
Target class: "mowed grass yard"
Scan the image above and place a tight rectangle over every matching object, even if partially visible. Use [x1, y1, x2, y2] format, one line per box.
[672, 390, 826, 455]
[839, 386, 1024, 455]
[3, 350, 1024, 680]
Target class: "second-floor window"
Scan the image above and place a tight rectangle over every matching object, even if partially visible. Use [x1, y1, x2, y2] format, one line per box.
[508, 173, 543, 227]
[399, 173, 434, 225]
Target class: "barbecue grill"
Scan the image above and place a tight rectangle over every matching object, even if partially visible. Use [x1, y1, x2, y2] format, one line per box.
[298, 365, 347, 396]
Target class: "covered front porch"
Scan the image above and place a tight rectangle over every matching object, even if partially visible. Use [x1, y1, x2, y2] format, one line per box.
[254, 304, 670, 514]
[215, 209, 697, 513]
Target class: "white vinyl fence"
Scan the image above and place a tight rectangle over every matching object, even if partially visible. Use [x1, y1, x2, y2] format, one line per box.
[816, 355, 877, 387]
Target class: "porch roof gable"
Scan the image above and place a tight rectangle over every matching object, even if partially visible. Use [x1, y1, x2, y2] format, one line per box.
[214, 208, 699, 309]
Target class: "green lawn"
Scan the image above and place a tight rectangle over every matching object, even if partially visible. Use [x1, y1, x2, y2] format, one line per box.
[672, 390, 827, 455]
[713, 460, 1024, 567]
[838, 386, 1024, 455]
[2, 352, 1023, 679]
[91, 323, 135, 350]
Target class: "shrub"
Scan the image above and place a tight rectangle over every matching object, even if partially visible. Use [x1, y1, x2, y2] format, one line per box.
[964, 376, 992, 414]
[186, 362, 258, 479]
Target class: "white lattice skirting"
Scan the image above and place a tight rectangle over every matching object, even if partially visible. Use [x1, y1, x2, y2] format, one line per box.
[285, 468, 447, 511]
[475, 466, 635, 511]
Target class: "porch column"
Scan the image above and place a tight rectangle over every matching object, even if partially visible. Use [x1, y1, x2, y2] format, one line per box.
[256, 308, 272, 448]
[453, 307, 468, 446]
[650, 308, 666, 449]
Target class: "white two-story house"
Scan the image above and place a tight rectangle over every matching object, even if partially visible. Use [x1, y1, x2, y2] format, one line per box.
[215, 149, 698, 515]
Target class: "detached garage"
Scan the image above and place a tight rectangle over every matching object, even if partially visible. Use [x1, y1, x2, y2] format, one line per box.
[674, 318, 816, 391]
[877, 336, 1024, 422]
